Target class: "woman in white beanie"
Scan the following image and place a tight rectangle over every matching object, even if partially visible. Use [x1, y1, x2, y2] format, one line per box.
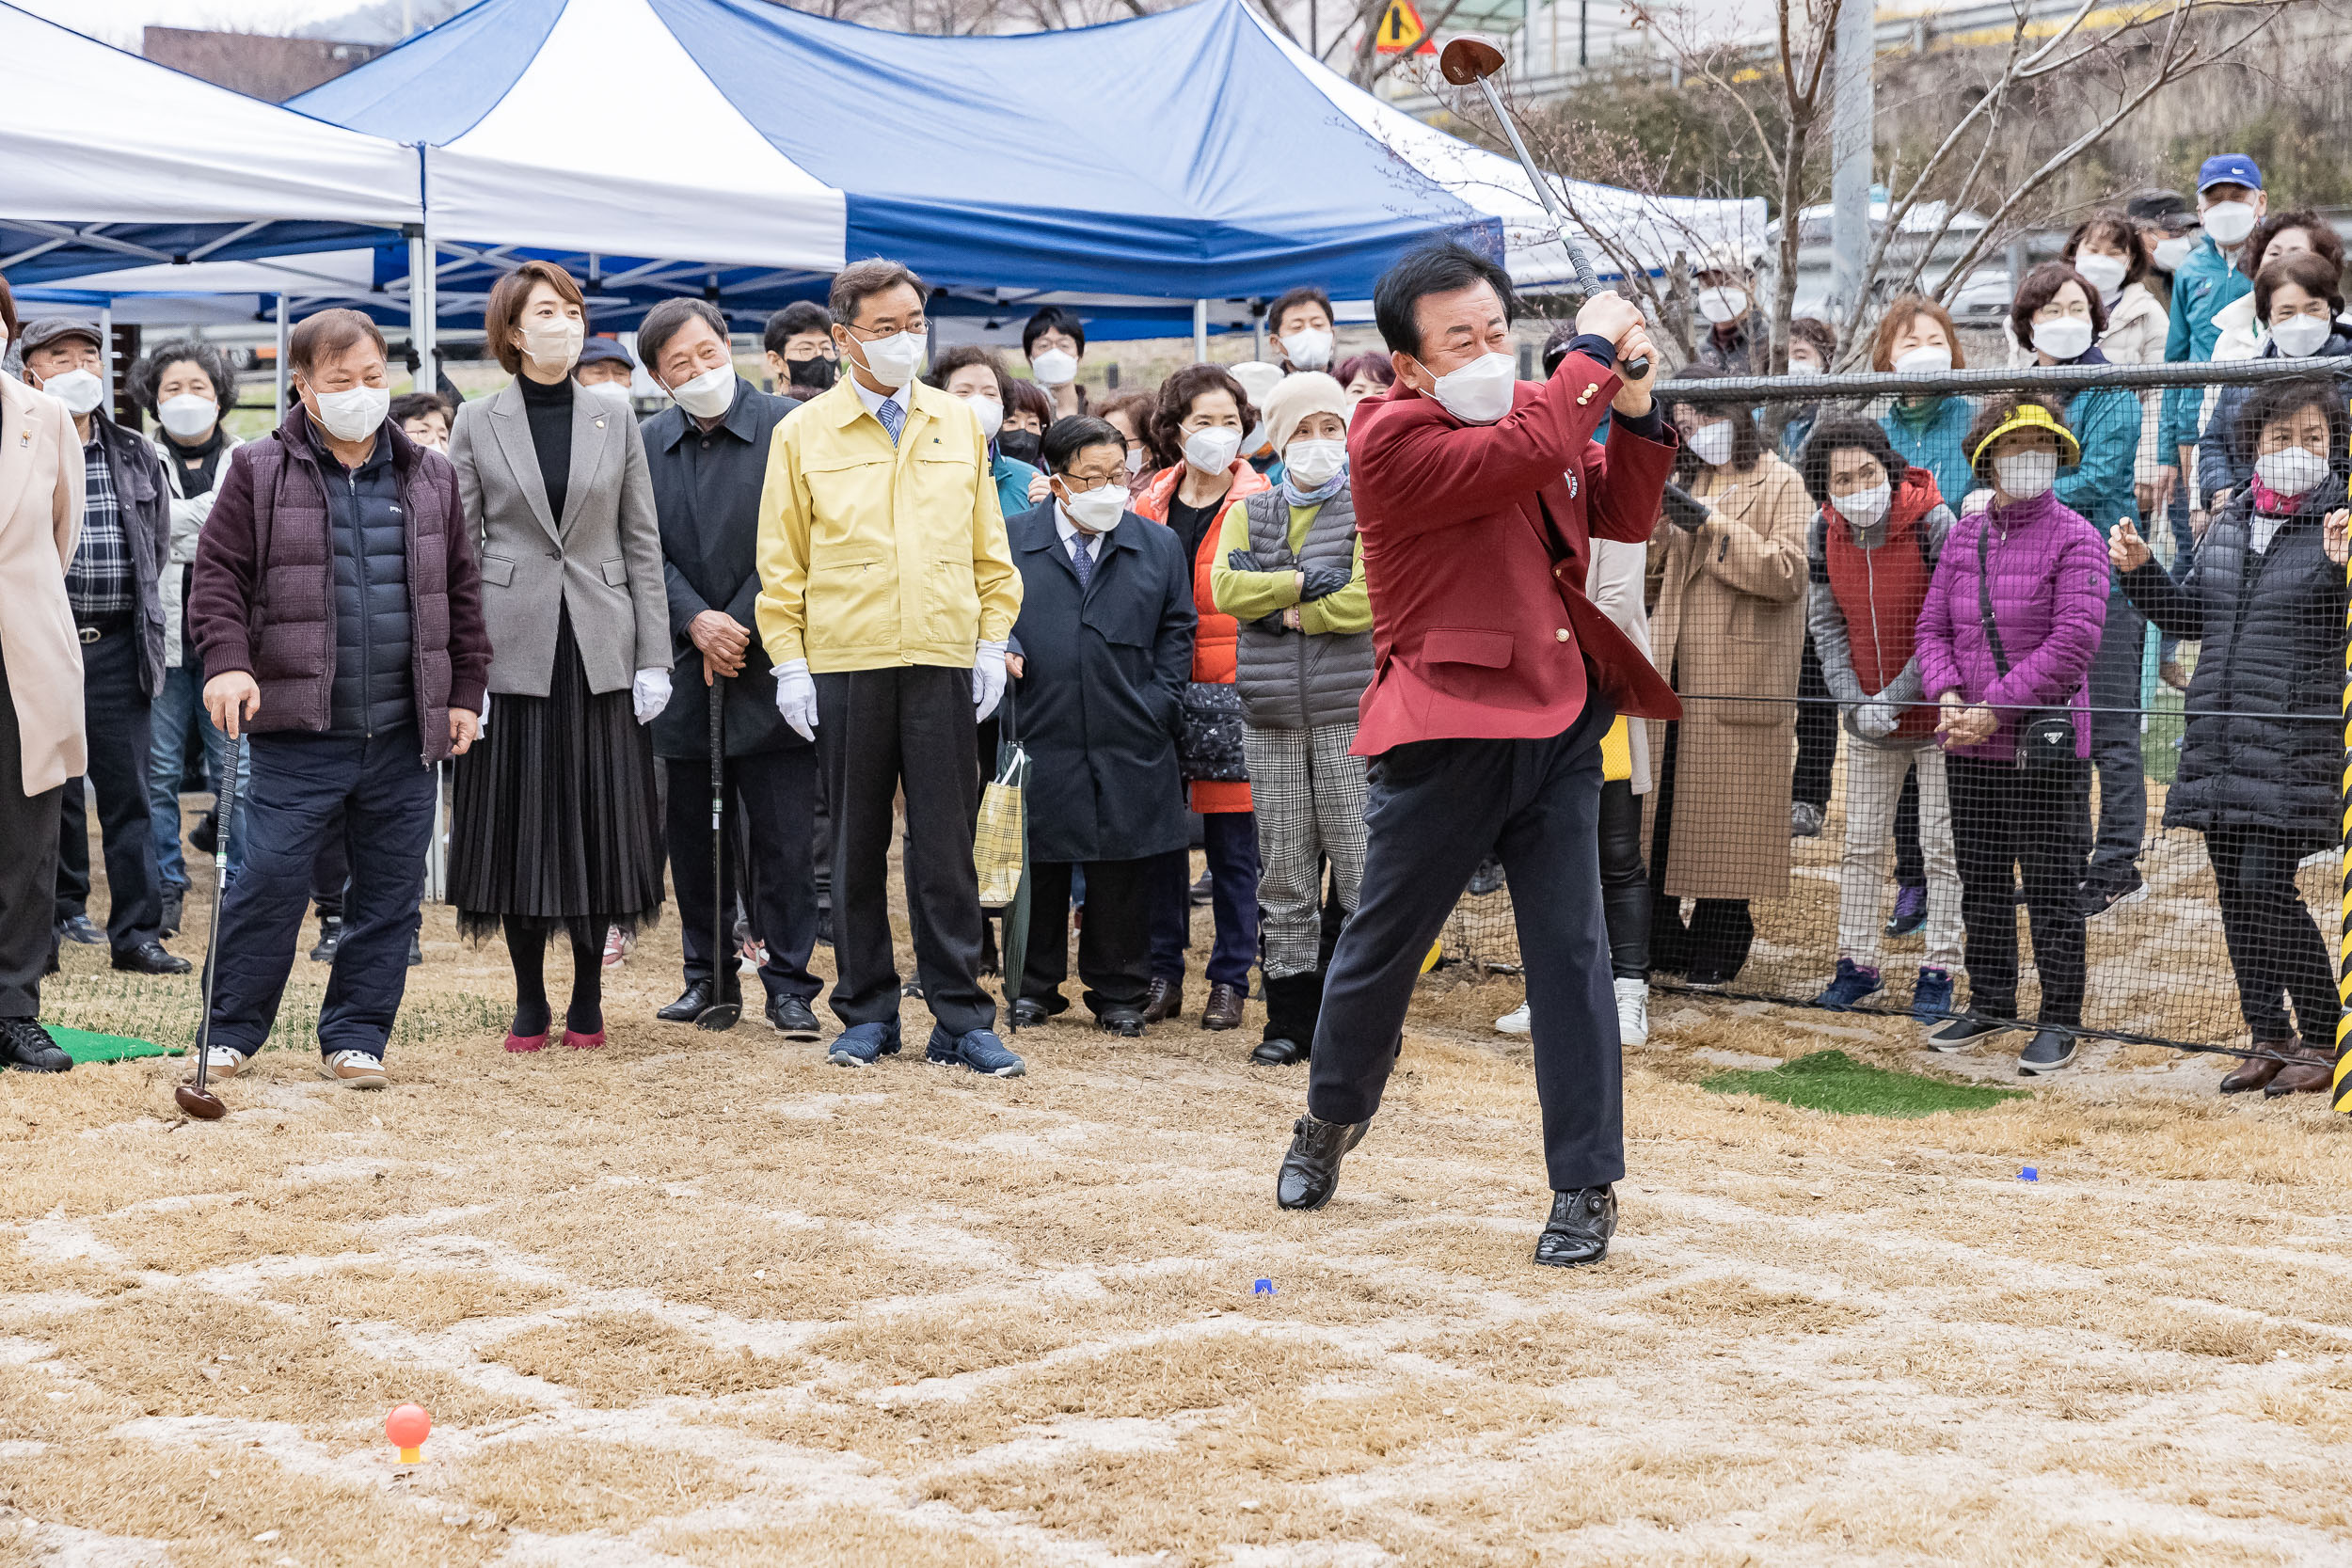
[1208, 372, 1372, 1065]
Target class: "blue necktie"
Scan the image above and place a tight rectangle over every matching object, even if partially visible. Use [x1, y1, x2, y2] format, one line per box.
[1070, 531, 1093, 589]
[877, 396, 904, 446]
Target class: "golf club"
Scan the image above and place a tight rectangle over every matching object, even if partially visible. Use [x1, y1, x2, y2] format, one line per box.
[1438, 32, 1651, 381]
[175, 736, 239, 1120]
[697, 675, 741, 1032]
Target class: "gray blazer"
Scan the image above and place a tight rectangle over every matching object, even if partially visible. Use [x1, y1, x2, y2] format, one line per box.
[449, 378, 666, 697]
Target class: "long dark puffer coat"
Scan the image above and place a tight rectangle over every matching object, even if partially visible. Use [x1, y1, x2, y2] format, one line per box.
[2120, 476, 2350, 851]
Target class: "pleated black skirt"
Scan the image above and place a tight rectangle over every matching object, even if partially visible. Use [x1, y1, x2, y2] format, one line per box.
[451, 609, 663, 941]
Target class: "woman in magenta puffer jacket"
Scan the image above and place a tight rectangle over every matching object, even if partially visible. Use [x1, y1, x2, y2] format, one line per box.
[1914, 395, 2109, 1075]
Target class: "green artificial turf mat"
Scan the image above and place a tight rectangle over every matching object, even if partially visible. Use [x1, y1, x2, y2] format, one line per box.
[44, 1025, 178, 1065]
[1701, 1049, 2026, 1118]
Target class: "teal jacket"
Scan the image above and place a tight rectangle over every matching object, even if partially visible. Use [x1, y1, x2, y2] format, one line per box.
[2158, 234, 2251, 458]
[1879, 395, 1976, 514]
[991, 451, 1041, 524]
[2056, 377, 2141, 540]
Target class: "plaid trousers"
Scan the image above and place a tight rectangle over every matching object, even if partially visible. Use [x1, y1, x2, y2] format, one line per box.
[1242, 721, 1368, 979]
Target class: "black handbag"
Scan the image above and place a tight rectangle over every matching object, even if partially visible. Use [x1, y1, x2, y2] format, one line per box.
[1976, 522, 2076, 771]
[1178, 681, 1248, 783]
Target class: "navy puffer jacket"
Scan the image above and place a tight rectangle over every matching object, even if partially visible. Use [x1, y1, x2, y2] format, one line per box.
[326, 436, 414, 736]
[2120, 475, 2350, 850]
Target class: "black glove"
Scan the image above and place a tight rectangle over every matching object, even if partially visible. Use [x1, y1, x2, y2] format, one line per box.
[1661, 481, 1710, 532]
[1298, 565, 1352, 601]
[1228, 548, 1271, 572]
[1251, 611, 1290, 636]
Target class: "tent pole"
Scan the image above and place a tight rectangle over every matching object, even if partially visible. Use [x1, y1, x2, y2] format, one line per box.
[1194, 299, 1208, 362]
[413, 145, 437, 408]
[1252, 306, 1264, 363]
[99, 304, 115, 413]
[274, 293, 289, 422]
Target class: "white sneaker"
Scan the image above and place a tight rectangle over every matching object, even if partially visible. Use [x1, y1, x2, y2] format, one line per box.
[199, 1044, 246, 1078]
[1615, 977, 1649, 1045]
[320, 1049, 388, 1089]
[1494, 1002, 1532, 1036]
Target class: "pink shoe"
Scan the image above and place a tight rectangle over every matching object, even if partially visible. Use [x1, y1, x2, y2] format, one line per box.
[601, 925, 629, 968]
[503, 1031, 547, 1053]
[562, 1028, 605, 1050]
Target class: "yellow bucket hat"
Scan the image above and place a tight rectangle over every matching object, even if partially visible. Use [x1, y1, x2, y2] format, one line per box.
[1969, 399, 2082, 468]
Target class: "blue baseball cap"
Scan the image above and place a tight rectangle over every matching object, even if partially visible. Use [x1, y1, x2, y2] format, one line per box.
[577, 336, 635, 371]
[2196, 154, 2263, 194]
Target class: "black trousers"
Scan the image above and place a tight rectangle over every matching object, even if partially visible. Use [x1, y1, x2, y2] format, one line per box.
[0, 646, 63, 1018]
[56, 626, 162, 954]
[1947, 755, 2090, 1027]
[1792, 633, 1837, 813]
[1645, 717, 1754, 978]
[1598, 778, 1650, 981]
[662, 748, 819, 1005]
[55, 774, 87, 918]
[1309, 695, 1621, 1191]
[1022, 856, 1152, 1019]
[311, 826, 349, 921]
[1893, 765, 1924, 889]
[815, 666, 992, 1036]
[2205, 825, 2339, 1045]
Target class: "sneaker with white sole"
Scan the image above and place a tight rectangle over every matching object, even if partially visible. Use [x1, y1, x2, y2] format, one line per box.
[1615, 977, 1648, 1045]
[1494, 1002, 1531, 1036]
[199, 1044, 247, 1078]
[320, 1049, 388, 1089]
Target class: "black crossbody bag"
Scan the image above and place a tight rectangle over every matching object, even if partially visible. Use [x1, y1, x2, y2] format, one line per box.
[1976, 522, 2075, 771]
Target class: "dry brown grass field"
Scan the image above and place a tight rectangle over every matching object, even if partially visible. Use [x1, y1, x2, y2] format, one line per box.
[6, 832, 2352, 1567]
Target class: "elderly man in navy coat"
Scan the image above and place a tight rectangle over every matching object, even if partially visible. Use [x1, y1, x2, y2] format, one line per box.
[1005, 415, 1195, 1036]
[636, 298, 822, 1040]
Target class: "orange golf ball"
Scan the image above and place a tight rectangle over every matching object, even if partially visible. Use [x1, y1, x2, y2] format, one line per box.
[386, 1403, 431, 1457]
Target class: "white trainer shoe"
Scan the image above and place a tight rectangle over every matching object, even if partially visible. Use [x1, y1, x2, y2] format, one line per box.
[1615, 977, 1649, 1045]
[320, 1050, 388, 1089]
[199, 1044, 247, 1078]
[1494, 1002, 1532, 1036]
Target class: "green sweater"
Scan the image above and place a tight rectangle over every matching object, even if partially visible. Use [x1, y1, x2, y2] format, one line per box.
[1207, 498, 1371, 635]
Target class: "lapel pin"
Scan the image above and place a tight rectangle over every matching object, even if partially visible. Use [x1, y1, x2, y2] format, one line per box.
[595, 417, 608, 430]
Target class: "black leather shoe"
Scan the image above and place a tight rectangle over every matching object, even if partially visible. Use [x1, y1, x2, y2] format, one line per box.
[1097, 1011, 1145, 1037]
[1009, 997, 1054, 1029]
[1201, 982, 1246, 1031]
[56, 914, 103, 946]
[2017, 1027, 2076, 1076]
[1277, 1114, 1368, 1210]
[188, 810, 217, 855]
[1189, 870, 1215, 907]
[1534, 1186, 1617, 1267]
[767, 995, 822, 1040]
[112, 942, 191, 975]
[1140, 977, 1183, 1023]
[658, 980, 736, 1022]
[0, 1019, 72, 1072]
[1251, 1036, 1308, 1066]
[309, 916, 343, 963]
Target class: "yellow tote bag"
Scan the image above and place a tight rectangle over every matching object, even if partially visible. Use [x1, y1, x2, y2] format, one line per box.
[1600, 715, 1631, 784]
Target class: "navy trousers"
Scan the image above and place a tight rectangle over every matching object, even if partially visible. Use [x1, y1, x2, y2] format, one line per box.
[1147, 812, 1261, 990]
[208, 726, 436, 1060]
[1309, 694, 1621, 1191]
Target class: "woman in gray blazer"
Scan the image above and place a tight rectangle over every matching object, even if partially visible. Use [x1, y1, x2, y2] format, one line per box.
[448, 260, 670, 1051]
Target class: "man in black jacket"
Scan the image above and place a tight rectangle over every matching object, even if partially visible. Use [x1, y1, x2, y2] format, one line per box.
[638, 299, 822, 1039]
[1004, 416, 1195, 1034]
[20, 319, 187, 975]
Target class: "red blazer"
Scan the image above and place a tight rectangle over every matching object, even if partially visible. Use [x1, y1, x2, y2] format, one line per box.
[1345, 350, 1681, 757]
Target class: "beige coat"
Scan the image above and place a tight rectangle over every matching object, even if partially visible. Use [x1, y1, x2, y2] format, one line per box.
[1644, 450, 1809, 899]
[0, 374, 87, 796]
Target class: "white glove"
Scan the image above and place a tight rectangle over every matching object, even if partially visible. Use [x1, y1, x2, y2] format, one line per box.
[1854, 700, 1900, 740]
[973, 640, 1009, 721]
[631, 667, 672, 725]
[773, 658, 818, 741]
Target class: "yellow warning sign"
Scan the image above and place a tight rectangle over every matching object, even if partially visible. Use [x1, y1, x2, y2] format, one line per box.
[1375, 0, 1435, 55]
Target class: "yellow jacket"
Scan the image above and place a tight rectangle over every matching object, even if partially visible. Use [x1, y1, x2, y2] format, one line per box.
[755, 375, 1021, 673]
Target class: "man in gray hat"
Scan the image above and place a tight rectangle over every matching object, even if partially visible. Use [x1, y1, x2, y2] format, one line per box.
[19, 318, 187, 975]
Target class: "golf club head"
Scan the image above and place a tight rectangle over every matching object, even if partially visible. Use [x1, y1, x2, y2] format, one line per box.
[175, 1082, 228, 1120]
[696, 1003, 742, 1033]
[1439, 33, 1508, 86]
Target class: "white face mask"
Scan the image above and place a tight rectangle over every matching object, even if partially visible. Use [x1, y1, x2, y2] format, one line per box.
[2153, 235, 2193, 273]
[520, 317, 583, 372]
[1418, 351, 1518, 424]
[1892, 343, 1952, 376]
[2073, 252, 2130, 297]
[1285, 438, 1346, 488]
[2253, 444, 2330, 497]
[2032, 317, 2095, 362]
[962, 393, 1004, 440]
[39, 367, 104, 416]
[309, 383, 389, 443]
[1280, 328, 1334, 371]
[1697, 286, 1749, 325]
[1687, 420, 1738, 467]
[2269, 314, 2332, 359]
[1030, 347, 1078, 387]
[1183, 425, 1243, 473]
[580, 379, 633, 409]
[662, 362, 735, 419]
[157, 392, 218, 440]
[2202, 199, 2258, 247]
[1060, 482, 1124, 532]
[1994, 450, 2058, 499]
[1124, 447, 1147, 477]
[849, 330, 924, 389]
[1831, 482, 1891, 530]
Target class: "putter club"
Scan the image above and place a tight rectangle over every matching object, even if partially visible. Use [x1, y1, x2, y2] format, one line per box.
[175, 736, 239, 1120]
[1438, 32, 1651, 382]
[697, 674, 740, 1032]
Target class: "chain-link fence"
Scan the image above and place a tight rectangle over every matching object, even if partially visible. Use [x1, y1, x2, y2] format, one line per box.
[1441, 355, 2352, 1056]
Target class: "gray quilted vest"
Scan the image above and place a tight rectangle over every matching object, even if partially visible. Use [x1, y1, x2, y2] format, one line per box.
[1232, 485, 1375, 730]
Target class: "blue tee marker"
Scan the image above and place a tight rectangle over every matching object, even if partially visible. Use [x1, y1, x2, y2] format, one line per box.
[2019, 1166, 2039, 1182]
[1253, 1278, 1275, 1295]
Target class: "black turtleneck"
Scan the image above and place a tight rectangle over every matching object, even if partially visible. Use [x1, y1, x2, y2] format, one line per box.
[166, 424, 230, 499]
[518, 372, 574, 522]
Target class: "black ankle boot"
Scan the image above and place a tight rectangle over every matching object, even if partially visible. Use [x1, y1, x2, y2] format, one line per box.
[1251, 971, 1322, 1066]
[1276, 1113, 1367, 1210]
[1534, 1185, 1617, 1267]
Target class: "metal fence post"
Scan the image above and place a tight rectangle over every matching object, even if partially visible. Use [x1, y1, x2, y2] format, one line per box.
[2337, 533, 2351, 1113]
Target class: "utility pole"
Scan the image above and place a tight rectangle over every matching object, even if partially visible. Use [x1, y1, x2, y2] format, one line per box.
[1310, 0, 1317, 59]
[1828, 0, 1874, 321]
[1579, 0, 1587, 68]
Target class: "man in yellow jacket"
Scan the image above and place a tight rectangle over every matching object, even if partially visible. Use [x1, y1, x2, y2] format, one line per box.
[755, 260, 1025, 1075]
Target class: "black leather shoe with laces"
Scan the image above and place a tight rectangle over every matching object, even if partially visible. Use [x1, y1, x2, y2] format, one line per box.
[1534, 1186, 1616, 1267]
[1276, 1114, 1367, 1210]
[0, 1019, 72, 1072]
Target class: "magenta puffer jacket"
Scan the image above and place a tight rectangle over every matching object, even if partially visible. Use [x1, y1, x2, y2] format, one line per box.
[1915, 490, 2107, 763]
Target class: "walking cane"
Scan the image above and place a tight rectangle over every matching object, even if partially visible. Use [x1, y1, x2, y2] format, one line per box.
[175, 738, 239, 1120]
[699, 674, 741, 1031]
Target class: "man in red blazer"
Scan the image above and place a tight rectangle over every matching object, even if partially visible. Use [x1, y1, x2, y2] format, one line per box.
[1274, 241, 1679, 1268]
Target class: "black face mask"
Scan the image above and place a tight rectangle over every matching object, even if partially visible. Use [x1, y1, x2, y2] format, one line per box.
[788, 356, 836, 392]
[998, 429, 1043, 467]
